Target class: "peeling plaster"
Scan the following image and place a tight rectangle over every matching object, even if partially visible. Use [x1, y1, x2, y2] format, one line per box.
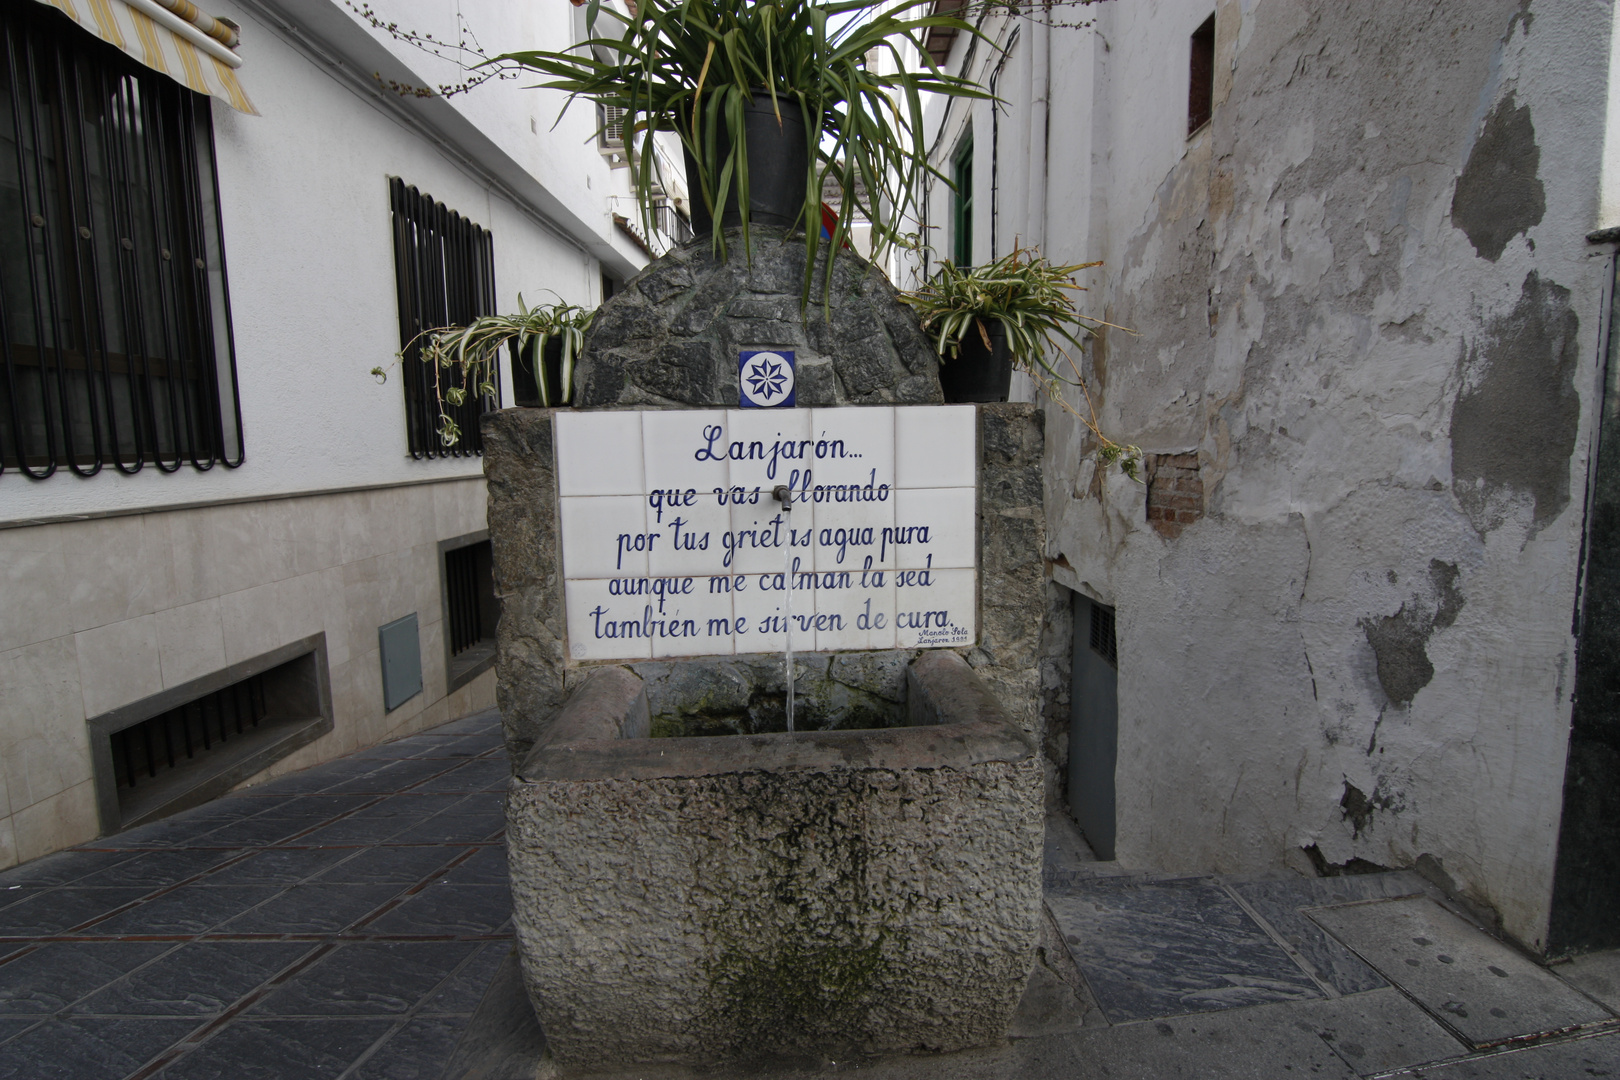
[1359, 560, 1466, 709]
[1451, 92, 1546, 262]
[1023, 0, 1606, 949]
[1450, 272, 1581, 537]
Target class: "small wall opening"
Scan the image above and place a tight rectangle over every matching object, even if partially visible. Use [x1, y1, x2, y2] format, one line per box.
[1188, 13, 1216, 135]
[441, 531, 498, 693]
[89, 634, 333, 833]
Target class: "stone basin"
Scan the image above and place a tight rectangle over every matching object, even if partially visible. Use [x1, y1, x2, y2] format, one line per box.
[505, 649, 1044, 1068]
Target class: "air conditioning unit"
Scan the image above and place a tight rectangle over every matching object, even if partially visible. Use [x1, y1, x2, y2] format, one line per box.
[597, 105, 630, 168]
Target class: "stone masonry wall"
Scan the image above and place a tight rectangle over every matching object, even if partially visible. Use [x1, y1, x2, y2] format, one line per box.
[483, 232, 1048, 772]
[575, 230, 942, 408]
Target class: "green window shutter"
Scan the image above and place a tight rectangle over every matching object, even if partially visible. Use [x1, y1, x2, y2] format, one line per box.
[953, 135, 974, 266]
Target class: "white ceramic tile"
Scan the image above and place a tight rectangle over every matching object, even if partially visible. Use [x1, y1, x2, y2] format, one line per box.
[894, 567, 976, 649]
[559, 496, 651, 579]
[648, 491, 731, 578]
[564, 579, 653, 660]
[892, 488, 978, 570]
[730, 571, 814, 654]
[642, 409, 729, 493]
[813, 574, 896, 651]
[808, 406, 895, 487]
[555, 411, 645, 496]
[649, 586, 735, 659]
[726, 493, 812, 575]
[723, 408, 812, 492]
[894, 405, 977, 489]
[811, 495, 895, 574]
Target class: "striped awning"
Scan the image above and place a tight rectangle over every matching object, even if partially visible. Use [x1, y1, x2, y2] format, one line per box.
[32, 0, 257, 114]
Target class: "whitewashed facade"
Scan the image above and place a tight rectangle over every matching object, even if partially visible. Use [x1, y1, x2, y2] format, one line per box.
[914, 0, 1620, 955]
[0, 0, 652, 866]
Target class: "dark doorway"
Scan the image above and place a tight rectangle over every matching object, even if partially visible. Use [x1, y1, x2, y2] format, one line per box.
[1549, 253, 1620, 955]
[1069, 592, 1120, 859]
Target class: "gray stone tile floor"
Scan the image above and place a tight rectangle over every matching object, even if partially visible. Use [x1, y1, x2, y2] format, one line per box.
[1, 708, 1617, 1080]
[0, 707, 512, 1080]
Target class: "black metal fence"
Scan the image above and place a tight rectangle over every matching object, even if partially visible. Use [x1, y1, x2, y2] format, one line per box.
[388, 177, 498, 458]
[113, 673, 268, 793]
[0, 1, 242, 478]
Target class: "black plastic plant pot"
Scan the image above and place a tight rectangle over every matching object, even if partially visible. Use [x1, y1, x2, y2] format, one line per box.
[512, 336, 568, 408]
[686, 93, 810, 235]
[939, 319, 1012, 403]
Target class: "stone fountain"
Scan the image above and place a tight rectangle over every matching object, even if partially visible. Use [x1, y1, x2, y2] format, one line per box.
[483, 232, 1048, 1069]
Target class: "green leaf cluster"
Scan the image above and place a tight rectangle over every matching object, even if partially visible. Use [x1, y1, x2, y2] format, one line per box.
[902, 246, 1143, 480]
[899, 245, 1104, 381]
[498, 0, 991, 299]
[391, 294, 595, 447]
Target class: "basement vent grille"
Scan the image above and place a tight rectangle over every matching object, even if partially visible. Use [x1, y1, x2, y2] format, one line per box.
[1090, 603, 1118, 669]
[88, 638, 333, 834]
[114, 676, 268, 794]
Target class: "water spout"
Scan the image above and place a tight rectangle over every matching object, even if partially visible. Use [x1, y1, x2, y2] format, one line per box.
[773, 484, 795, 733]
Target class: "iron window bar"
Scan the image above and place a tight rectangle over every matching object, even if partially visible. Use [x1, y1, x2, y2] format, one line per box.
[113, 671, 268, 792]
[0, 0, 242, 479]
[388, 177, 498, 459]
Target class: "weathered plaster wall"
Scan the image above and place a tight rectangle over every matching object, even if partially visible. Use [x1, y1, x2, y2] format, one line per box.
[1035, 0, 1611, 950]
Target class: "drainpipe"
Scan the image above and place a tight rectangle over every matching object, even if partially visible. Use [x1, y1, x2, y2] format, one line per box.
[1026, 0, 1050, 253]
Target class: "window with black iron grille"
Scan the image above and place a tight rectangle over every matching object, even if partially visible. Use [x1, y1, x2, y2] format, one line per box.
[441, 533, 497, 692]
[1089, 602, 1118, 669]
[0, 1, 242, 479]
[388, 177, 498, 458]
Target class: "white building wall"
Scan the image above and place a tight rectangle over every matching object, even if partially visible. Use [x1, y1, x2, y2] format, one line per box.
[0, 0, 647, 867]
[925, 0, 1615, 950]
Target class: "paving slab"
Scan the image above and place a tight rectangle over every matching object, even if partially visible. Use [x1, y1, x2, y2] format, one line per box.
[1288, 987, 1467, 1076]
[1556, 948, 1620, 1013]
[0, 942, 172, 1014]
[1046, 875, 1322, 1021]
[1401, 1030, 1620, 1078]
[0, 1016, 201, 1080]
[248, 941, 478, 1017]
[90, 884, 285, 936]
[1308, 896, 1612, 1047]
[153, 1016, 396, 1079]
[1226, 872, 1427, 996]
[70, 941, 312, 1016]
[0, 887, 152, 936]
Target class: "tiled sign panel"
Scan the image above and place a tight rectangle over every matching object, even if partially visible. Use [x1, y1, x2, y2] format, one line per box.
[554, 406, 978, 660]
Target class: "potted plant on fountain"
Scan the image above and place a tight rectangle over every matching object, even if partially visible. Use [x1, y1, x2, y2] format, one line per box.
[375, 294, 594, 447]
[500, 0, 990, 297]
[901, 245, 1144, 476]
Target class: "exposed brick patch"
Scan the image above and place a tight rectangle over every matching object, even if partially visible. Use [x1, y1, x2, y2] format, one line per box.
[1146, 452, 1204, 538]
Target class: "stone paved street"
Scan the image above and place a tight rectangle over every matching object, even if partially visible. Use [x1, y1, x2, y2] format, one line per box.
[0, 706, 1617, 1080]
[0, 708, 512, 1080]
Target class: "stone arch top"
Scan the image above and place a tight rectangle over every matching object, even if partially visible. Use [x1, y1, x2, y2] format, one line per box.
[573, 230, 943, 408]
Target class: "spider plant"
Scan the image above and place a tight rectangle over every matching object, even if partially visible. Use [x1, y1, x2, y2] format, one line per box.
[901, 246, 1143, 478]
[375, 295, 595, 447]
[498, 0, 991, 301]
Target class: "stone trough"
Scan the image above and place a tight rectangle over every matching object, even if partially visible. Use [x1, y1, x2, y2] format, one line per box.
[507, 651, 1043, 1067]
[483, 232, 1051, 1069]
